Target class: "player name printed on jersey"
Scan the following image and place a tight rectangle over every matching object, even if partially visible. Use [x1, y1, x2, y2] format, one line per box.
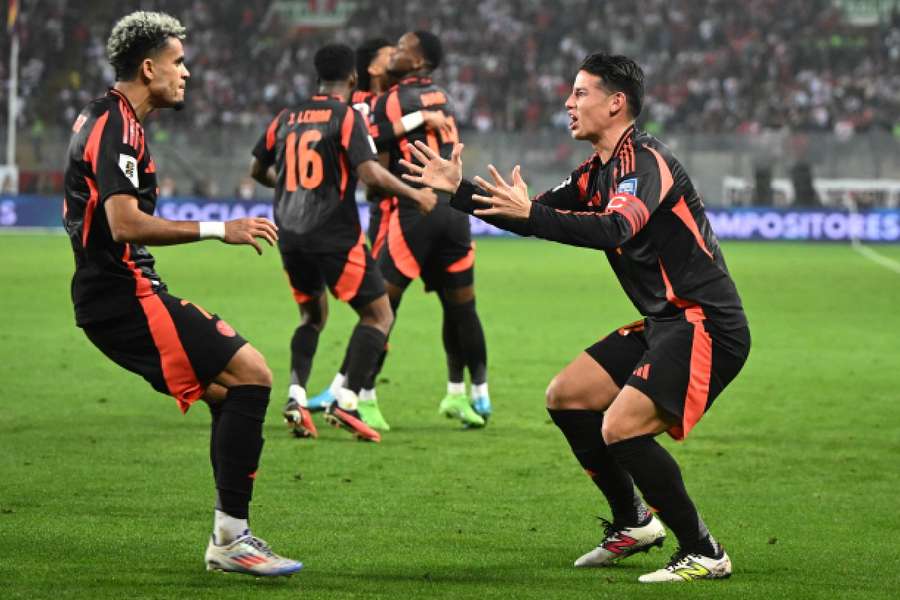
[290, 109, 333, 124]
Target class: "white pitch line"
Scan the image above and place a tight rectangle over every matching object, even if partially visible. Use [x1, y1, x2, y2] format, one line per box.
[851, 239, 900, 275]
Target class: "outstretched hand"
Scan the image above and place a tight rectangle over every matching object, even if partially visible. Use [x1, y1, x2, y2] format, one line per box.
[399, 141, 464, 194]
[471, 164, 532, 220]
[224, 217, 278, 255]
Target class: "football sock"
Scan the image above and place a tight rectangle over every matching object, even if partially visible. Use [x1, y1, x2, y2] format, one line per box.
[471, 382, 489, 399]
[328, 372, 345, 397]
[548, 409, 647, 527]
[363, 341, 388, 390]
[290, 324, 320, 388]
[213, 508, 248, 545]
[288, 384, 307, 406]
[345, 324, 387, 394]
[447, 381, 466, 395]
[607, 434, 714, 554]
[444, 299, 487, 385]
[360, 387, 377, 401]
[337, 388, 359, 411]
[209, 402, 223, 477]
[441, 304, 466, 383]
[213, 385, 269, 521]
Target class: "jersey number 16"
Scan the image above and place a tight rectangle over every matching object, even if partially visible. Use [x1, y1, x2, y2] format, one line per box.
[285, 130, 323, 191]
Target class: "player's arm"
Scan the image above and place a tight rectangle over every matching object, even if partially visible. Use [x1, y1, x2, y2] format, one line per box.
[344, 105, 435, 213]
[249, 157, 276, 188]
[473, 145, 671, 249]
[104, 194, 278, 254]
[357, 160, 436, 214]
[249, 110, 284, 188]
[369, 110, 446, 150]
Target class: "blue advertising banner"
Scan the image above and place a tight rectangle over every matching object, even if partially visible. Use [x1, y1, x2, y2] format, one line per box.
[2, 195, 898, 242]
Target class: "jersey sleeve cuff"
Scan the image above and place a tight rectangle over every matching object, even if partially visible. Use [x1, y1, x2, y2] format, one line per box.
[449, 179, 479, 214]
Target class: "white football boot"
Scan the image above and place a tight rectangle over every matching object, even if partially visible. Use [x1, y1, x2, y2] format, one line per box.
[574, 515, 666, 567]
[205, 533, 303, 577]
[638, 547, 732, 583]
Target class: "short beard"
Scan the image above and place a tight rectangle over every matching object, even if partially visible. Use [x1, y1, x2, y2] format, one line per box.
[173, 101, 185, 111]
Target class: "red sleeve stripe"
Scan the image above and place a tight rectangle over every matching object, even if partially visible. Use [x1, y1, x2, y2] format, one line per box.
[340, 106, 355, 150]
[645, 145, 673, 204]
[265, 110, 284, 151]
[671, 196, 714, 259]
[606, 193, 650, 235]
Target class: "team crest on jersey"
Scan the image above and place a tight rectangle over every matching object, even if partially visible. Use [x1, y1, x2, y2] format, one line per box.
[617, 178, 637, 195]
[118, 154, 139, 188]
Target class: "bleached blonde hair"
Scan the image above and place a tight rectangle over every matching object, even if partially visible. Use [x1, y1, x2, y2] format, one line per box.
[106, 11, 186, 81]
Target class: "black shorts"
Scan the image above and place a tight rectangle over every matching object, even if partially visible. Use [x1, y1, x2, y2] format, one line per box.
[82, 291, 247, 413]
[378, 199, 474, 291]
[585, 308, 751, 440]
[282, 231, 385, 309]
[368, 197, 393, 259]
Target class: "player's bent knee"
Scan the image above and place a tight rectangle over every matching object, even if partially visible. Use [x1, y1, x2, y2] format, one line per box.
[545, 375, 575, 409]
[227, 344, 272, 388]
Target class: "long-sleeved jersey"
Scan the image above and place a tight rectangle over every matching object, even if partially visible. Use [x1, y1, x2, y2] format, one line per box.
[451, 125, 747, 329]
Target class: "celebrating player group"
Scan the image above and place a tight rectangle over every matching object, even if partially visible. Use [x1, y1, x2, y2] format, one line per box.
[63, 10, 749, 585]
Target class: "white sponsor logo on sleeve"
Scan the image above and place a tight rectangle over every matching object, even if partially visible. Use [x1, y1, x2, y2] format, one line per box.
[118, 154, 139, 188]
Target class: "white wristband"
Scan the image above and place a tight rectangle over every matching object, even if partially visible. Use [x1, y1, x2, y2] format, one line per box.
[400, 110, 425, 133]
[198, 221, 226, 240]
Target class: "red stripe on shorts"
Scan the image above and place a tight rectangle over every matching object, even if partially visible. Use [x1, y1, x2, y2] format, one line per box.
[138, 294, 204, 413]
[387, 207, 420, 279]
[668, 306, 711, 440]
[333, 231, 367, 301]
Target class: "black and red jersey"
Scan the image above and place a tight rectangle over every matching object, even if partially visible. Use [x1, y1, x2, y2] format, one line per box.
[63, 89, 163, 326]
[371, 76, 460, 197]
[253, 95, 376, 251]
[452, 125, 747, 329]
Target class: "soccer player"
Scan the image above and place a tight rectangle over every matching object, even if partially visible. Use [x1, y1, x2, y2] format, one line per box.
[369, 31, 492, 428]
[307, 38, 449, 429]
[63, 11, 301, 576]
[249, 43, 437, 442]
[401, 53, 751, 583]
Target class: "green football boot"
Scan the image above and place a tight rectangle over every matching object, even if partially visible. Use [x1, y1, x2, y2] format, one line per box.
[357, 398, 391, 432]
[438, 393, 485, 427]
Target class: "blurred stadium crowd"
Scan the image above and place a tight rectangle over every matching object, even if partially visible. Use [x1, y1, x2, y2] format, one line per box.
[3, 0, 899, 139]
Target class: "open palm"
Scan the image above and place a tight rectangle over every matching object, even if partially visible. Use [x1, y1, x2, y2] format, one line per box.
[399, 141, 464, 194]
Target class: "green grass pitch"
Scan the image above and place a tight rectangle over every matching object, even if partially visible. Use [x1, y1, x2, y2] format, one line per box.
[2, 234, 899, 598]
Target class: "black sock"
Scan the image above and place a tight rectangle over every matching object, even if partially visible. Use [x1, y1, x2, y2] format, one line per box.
[214, 385, 269, 519]
[345, 325, 388, 394]
[445, 299, 487, 385]
[337, 345, 351, 379]
[290, 324, 320, 388]
[209, 402, 223, 479]
[441, 309, 465, 383]
[607, 434, 716, 555]
[364, 342, 388, 390]
[548, 409, 647, 526]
